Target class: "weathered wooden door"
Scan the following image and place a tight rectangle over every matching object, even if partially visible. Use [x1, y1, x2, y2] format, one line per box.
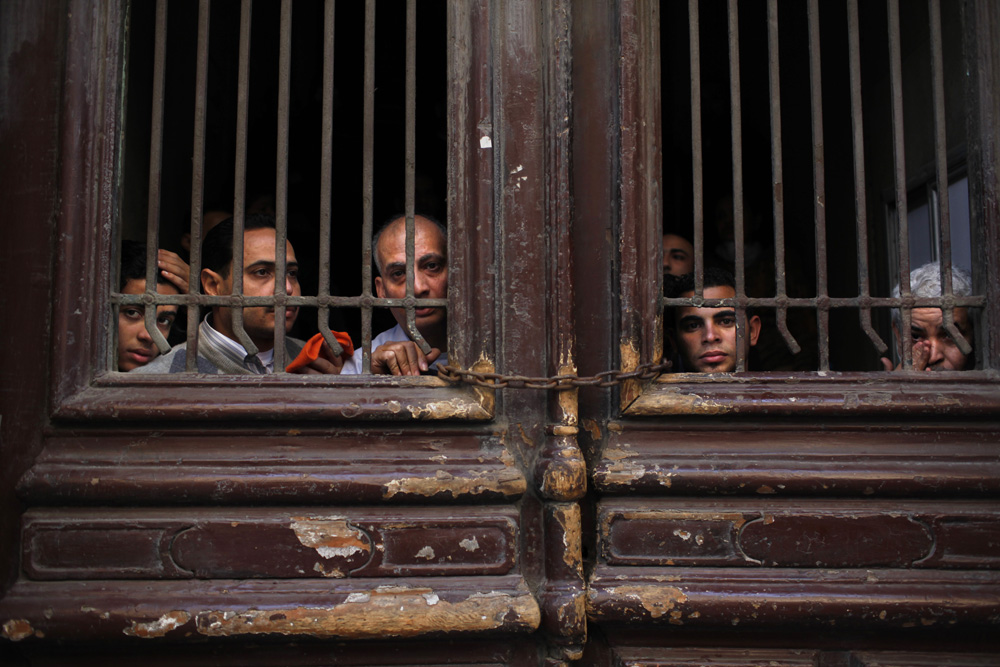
[2, 0, 999, 665]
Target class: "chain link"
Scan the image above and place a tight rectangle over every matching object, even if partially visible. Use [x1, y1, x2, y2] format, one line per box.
[436, 361, 671, 390]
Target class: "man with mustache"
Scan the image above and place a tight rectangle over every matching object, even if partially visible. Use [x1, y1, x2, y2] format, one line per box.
[133, 214, 329, 374]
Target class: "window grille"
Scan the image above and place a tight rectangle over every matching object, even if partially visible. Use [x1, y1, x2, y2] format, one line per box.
[658, 0, 988, 374]
[114, 0, 447, 375]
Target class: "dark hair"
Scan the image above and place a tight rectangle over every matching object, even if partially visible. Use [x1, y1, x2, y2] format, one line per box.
[665, 267, 738, 329]
[372, 213, 447, 275]
[201, 213, 277, 277]
[666, 267, 736, 299]
[120, 240, 171, 291]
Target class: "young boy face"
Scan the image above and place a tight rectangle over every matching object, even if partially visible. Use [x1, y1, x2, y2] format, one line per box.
[117, 278, 179, 371]
[672, 285, 760, 373]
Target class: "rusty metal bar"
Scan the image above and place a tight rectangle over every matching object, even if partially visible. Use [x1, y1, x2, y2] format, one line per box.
[727, 0, 747, 371]
[767, 0, 800, 357]
[361, 0, 376, 373]
[142, 0, 171, 356]
[929, 0, 972, 356]
[689, 0, 704, 298]
[403, 0, 430, 355]
[660, 295, 985, 309]
[316, 0, 343, 360]
[847, 0, 888, 357]
[272, 0, 292, 371]
[230, 0, 256, 356]
[888, 0, 912, 368]
[185, 0, 212, 372]
[807, 0, 830, 370]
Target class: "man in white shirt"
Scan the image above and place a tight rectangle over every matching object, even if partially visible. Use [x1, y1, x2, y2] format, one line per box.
[342, 214, 448, 375]
[134, 214, 337, 374]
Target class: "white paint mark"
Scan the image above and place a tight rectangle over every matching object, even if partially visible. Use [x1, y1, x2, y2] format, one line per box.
[422, 593, 440, 606]
[345, 593, 370, 603]
[480, 135, 492, 149]
[459, 537, 480, 552]
[415, 546, 436, 560]
[673, 529, 692, 541]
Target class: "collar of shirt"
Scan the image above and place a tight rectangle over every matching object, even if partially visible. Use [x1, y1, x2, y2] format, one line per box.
[201, 314, 274, 374]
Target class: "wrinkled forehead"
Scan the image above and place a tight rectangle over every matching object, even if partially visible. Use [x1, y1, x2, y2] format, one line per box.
[911, 306, 971, 330]
[378, 217, 446, 261]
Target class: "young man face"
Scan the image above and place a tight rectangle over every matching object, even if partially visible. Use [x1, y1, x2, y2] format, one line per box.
[202, 226, 301, 352]
[895, 307, 972, 371]
[672, 285, 761, 373]
[662, 233, 694, 277]
[374, 216, 448, 349]
[117, 278, 180, 371]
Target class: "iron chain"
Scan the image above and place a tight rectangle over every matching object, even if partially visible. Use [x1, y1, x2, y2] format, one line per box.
[436, 361, 671, 390]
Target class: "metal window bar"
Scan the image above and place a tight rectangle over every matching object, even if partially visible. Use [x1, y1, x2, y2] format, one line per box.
[727, 0, 748, 372]
[272, 0, 292, 371]
[361, 0, 375, 374]
[689, 0, 704, 298]
[767, 0, 800, 357]
[662, 0, 987, 372]
[929, 0, 972, 356]
[230, 0, 255, 356]
[185, 0, 211, 372]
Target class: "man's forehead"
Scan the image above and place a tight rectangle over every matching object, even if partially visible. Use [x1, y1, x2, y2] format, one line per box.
[912, 306, 970, 329]
[243, 227, 296, 260]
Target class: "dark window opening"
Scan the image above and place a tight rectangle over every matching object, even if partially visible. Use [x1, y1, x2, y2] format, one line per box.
[116, 0, 448, 373]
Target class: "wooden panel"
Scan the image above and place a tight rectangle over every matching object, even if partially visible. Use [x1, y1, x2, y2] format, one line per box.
[0, 576, 539, 642]
[23, 507, 518, 580]
[610, 647, 819, 667]
[593, 426, 1000, 497]
[598, 499, 1000, 569]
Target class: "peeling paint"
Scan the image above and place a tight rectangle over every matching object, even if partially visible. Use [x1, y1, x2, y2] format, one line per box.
[415, 546, 436, 560]
[123, 611, 191, 638]
[541, 441, 587, 500]
[556, 364, 578, 426]
[459, 537, 480, 552]
[406, 398, 491, 420]
[194, 589, 539, 639]
[383, 465, 525, 500]
[628, 387, 733, 415]
[291, 517, 371, 560]
[2, 619, 35, 641]
[556, 504, 583, 576]
[581, 418, 602, 440]
[612, 585, 687, 618]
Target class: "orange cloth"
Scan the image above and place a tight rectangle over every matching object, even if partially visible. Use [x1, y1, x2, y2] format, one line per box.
[285, 331, 355, 372]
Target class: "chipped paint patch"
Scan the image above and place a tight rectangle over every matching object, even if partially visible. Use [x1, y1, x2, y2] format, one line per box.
[556, 365, 578, 426]
[123, 611, 191, 638]
[383, 466, 525, 500]
[581, 418, 602, 441]
[627, 387, 733, 415]
[291, 517, 371, 560]
[612, 585, 687, 618]
[556, 504, 583, 576]
[459, 537, 480, 552]
[195, 589, 540, 639]
[2, 619, 35, 641]
[541, 441, 587, 500]
[415, 546, 436, 560]
[407, 398, 491, 420]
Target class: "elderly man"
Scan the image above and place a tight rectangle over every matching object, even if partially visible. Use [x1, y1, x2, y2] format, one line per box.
[342, 214, 448, 375]
[666, 268, 761, 373]
[133, 214, 335, 374]
[881, 262, 974, 371]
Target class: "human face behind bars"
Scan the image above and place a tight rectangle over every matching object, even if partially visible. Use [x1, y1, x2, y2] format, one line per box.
[374, 216, 448, 351]
[672, 285, 761, 373]
[202, 227, 300, 352]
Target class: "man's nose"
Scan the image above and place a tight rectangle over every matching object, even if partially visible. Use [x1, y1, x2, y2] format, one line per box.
[414, 270, 429, 296]
[136, 323, 152, 343]
[702, 321, 721, 342]
[926, 338, 945, 365]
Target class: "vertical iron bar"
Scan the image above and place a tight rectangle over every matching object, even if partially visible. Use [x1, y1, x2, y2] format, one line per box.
[272, 0, 292, 371]
[403, 0, 429, 354]
[929, 0, 971, 355]
[316, 0, 343, 358]
[361, 0, 376, 373]
[888, 0, 912, 368]
[807, 0, 830, 370]
[767, 0, 800, 356]
[231, 0, 256, 356]
[689, 0, 704, 298]
[727, 0, 746, 371]
[847, 0, 889, 356]
[186, 0, 212, 372]
[143, 0, 171, 356]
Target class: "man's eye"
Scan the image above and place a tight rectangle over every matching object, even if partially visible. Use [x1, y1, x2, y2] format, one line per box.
[156, 316, 175, 332]
[718, 316, 736, 327]
[681, 321, 701, 333]
[287, 269, 299, 280]
[122, 307, 144, 320]
[424, 261, 442, 273]
[390, 270, 406, 281]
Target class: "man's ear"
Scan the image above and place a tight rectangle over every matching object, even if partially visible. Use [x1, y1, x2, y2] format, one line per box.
[374, 276, 385, 299]
[201, 268, 225, 296]
[748, 314, 762, 346]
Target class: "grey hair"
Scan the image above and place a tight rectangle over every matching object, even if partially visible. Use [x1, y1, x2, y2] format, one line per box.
[372, 213, 447, 276]
[891, 262, 972, 330]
